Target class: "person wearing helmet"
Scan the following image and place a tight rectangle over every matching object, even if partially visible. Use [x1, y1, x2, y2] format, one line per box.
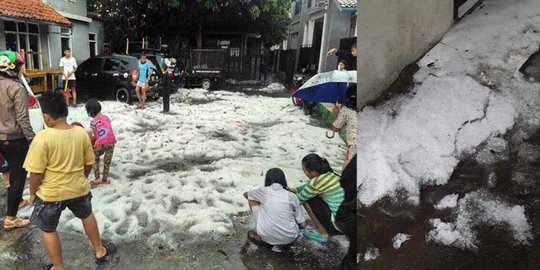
[0, 50, 35, 229]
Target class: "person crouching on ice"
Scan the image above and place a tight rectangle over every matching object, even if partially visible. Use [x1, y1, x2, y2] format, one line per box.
[289, 154, 344, 243]
[244, 168, 307, 251]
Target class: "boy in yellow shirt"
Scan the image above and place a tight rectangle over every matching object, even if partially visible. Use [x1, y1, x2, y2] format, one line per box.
[23, 91, 116, 270]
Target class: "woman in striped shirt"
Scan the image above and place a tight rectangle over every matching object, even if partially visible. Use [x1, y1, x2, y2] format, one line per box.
[290, 154, 345, 243]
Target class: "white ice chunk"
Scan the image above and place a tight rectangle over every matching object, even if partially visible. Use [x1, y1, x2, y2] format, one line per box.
[392, 233, 412, 249]
[364, 246, 380, 261]
[427, 190, 532, 249]
[434, 194, 459, 210]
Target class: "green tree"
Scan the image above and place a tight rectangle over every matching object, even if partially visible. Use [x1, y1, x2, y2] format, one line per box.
[88, 0, 292, 52]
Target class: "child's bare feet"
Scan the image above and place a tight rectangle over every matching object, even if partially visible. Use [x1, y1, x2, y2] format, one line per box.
[90, 178, 103, 186]
[95, 243, 118, 265]
[18, 199, 30, 209]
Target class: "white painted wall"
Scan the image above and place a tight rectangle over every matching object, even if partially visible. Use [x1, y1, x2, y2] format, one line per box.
[319, 2, 354, 72]
[357, 0, 453, 108]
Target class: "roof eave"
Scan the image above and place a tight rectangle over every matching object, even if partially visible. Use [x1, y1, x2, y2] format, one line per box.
[0, 14, 71, 27]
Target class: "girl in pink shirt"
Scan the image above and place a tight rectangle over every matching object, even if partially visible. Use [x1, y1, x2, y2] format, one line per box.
[85, 99, 116, 186]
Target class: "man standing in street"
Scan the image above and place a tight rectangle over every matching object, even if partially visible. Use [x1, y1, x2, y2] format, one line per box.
[157, 63, 171, 113]
[0, 50, 35, 229]
[135, 54, 152, 109]
[59, 48, 78, 107]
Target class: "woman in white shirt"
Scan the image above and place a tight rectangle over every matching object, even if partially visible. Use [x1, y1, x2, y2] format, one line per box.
[244, 168, 308, 247]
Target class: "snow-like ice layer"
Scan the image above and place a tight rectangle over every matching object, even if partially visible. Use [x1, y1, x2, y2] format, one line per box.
[20, 88, 345, 247]
[259, 82, 287, 93]
[427, 190, 532, 250]
[363, 246, 380, 261]
[392, 233, 411, 249]
[0, 252, 17, 263]
[358, 76, 515, 205]
[357, 0, 540, 205]
[434, 194, 459, 210]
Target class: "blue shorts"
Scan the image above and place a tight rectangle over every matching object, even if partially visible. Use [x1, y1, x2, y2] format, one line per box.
[31, 193, 93, 233]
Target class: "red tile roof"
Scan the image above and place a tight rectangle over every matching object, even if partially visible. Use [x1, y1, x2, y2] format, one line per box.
[0, 0, 71, 25]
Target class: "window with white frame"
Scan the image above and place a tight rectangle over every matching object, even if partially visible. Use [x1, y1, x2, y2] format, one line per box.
[3, 20, 41, 69]
[89, 33, 97, 57]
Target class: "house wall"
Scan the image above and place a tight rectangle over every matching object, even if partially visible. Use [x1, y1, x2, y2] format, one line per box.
[89, 19, 104, 54]
[0, 1, 103, 83]
[320, 1, 354, 72]
[71, 21, 90, 61]
[357, 0, 453, 108]
[45, 0, 88, 17]
[284, 1, 355, 74]
[41, 0, 105, 67]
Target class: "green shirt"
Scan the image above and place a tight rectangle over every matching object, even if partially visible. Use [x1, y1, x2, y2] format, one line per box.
[297, 171, 345, 216]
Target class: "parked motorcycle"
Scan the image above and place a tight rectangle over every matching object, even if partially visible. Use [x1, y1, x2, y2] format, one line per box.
[291, 73, 304, 106]
[291, 69, 316, 115]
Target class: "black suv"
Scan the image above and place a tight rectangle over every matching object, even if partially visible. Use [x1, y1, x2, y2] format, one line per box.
[75, 54, 160, 103]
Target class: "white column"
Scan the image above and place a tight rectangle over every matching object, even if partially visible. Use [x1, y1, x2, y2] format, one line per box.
[318, 10, 330, 73]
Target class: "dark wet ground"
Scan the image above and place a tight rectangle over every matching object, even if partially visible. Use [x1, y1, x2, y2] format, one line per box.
[0, 203, 347, 269]
[357, 129, 540, 269]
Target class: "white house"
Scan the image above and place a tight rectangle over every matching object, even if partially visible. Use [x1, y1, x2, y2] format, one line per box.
[0, 0, 104, 70]
[283, 0, 357, 73]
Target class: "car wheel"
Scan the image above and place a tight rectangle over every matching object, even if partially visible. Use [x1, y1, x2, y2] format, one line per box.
[116, 87, 131, 104]
[201, 78, 212, 90]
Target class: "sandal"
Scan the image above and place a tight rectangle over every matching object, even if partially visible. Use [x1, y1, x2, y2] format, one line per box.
[43, 264, 53, 270]
[302, 229, 328, 243]
[95, 242, 117, 265]
[4, 217, 30, 229]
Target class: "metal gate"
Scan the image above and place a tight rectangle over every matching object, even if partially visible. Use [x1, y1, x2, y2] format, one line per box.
[225, 48, 267, 81]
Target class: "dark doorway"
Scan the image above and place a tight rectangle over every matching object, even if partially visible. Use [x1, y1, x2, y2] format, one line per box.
[61, 37, 70, 55]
